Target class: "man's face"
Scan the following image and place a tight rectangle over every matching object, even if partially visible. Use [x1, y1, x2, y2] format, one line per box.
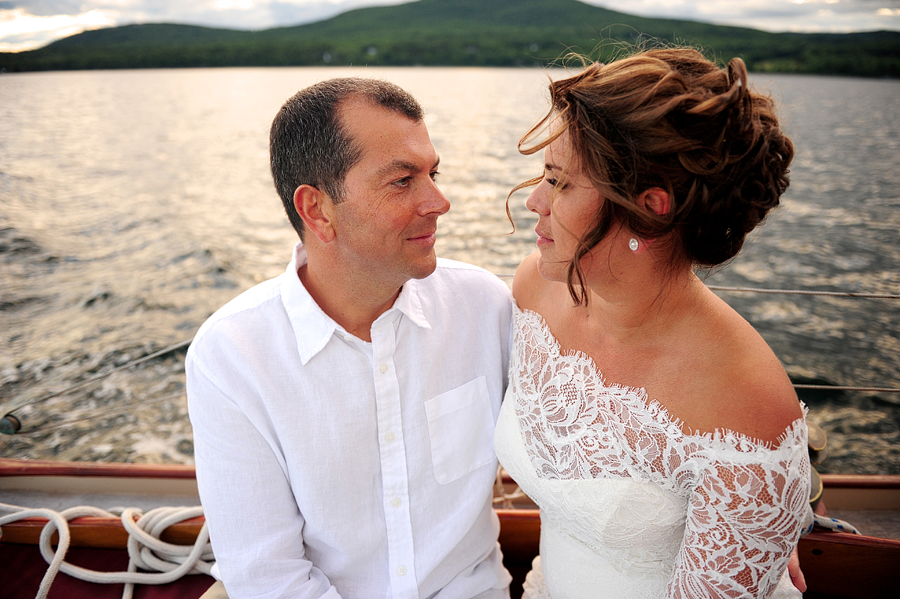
[329, 98, 450, 289]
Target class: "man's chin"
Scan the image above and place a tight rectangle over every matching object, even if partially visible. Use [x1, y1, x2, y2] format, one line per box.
[409, 256, 439, 280]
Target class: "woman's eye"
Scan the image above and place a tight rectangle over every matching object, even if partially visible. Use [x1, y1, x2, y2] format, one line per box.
[545, 177, 564, 190]
[430, 171, 440, 181]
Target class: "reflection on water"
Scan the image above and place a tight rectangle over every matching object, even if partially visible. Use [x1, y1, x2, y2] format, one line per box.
[1, 68, 898, 473]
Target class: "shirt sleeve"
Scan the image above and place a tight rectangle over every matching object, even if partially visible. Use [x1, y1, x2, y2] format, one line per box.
[187, 350, 343, 599]
[666, 430, 812, 598]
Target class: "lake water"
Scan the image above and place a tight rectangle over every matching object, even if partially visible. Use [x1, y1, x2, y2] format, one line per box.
[1, 67, 898, 473]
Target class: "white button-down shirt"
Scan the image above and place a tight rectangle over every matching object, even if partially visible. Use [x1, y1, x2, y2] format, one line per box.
[187, 243, 513, 599]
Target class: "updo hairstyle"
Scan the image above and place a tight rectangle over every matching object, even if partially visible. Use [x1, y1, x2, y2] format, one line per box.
[518, 47, 794, 301]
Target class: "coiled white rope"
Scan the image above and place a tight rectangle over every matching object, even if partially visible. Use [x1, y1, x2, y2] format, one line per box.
[492, 467, 528, 509]
[0, 502, 215, 599]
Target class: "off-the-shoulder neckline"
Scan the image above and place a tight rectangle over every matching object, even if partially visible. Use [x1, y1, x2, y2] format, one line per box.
[514, 304, 808, 452]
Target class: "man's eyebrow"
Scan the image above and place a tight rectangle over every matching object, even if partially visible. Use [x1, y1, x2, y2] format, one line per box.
[376, 157, 441, 178]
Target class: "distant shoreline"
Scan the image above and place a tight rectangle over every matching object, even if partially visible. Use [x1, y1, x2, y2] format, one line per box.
[2, 0, 899, 78]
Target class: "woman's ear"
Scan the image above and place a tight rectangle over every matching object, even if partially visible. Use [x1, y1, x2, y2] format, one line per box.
[637, 187, 671, 217]
[294, 185, 335, 243]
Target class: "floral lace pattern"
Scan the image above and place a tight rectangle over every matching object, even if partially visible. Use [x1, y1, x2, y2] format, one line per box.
[505, 306, 812, 598]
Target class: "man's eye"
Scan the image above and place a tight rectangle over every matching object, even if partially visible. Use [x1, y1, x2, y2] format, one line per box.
[430, 171, 440, 181]
[392, 177, 411, 187]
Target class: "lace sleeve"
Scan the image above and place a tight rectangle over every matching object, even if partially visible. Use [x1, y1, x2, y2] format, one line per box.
[667, 424, 812, 598]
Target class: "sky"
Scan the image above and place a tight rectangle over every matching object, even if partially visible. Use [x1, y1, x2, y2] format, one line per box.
[2, 0, 899, 53]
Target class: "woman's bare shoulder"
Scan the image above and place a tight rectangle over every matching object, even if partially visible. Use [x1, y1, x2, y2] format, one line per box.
[512, 251, 551, 310]
[695, 298, 804, 444]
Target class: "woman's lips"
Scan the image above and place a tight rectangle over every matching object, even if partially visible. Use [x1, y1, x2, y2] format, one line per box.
[535, 228, 553, 246]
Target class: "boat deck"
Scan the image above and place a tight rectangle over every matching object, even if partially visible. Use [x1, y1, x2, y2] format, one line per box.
[3, 460, 899, 599]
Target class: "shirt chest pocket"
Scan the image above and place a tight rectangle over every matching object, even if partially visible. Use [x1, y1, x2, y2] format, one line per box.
[424, 376, 497, 485]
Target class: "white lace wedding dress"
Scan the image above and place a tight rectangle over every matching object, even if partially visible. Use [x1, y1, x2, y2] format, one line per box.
[494, 307, 813, 599]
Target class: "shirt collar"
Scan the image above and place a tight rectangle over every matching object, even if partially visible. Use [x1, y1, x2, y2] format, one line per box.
[281, 242, 431, 365]
[391, 276, 431, 330]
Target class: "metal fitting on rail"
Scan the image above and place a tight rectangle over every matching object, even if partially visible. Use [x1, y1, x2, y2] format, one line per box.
[0, 413, 21, 435]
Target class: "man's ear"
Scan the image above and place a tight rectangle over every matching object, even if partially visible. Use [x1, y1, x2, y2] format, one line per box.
[294, 185, 335, 243]
[637, 187, 671, 217]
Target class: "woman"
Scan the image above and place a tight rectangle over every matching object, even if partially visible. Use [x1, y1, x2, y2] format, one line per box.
[494, 48, 812, 598]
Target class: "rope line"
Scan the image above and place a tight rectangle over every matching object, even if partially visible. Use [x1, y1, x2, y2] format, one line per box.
[0, 501, 214, 599]
[794, 384, 900, 394]
[10, 380, 895, 436]
[6, 340, 191, 414]
[707, 285, 900, 300]
[493, 467, 528, 509]
[1, 283, 898, 432]
[494, 275, 900, 299]
[12, 390, 189, 435]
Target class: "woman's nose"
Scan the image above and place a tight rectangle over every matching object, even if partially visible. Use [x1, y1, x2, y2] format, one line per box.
[525, 186, 549, 216]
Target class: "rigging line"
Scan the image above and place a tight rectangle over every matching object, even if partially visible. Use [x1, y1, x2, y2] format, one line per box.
[495, 275, 898, 299]
[11, 390, 189, 435]
[3, 282, 899, 421]
[1, 339, 191, 415]
[707, 285, 900, 299]
[793, 384, 900, 394]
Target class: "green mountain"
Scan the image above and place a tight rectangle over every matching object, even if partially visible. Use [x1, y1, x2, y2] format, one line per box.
[2, 0, 898, 77]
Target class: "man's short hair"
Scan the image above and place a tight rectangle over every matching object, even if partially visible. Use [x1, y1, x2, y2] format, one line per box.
[270, 78, 425, 239]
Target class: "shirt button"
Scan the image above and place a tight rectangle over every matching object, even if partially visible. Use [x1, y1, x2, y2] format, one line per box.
[379, 363, 388, 374]
[397, 566, 407, 576]
[390, 497, 401, 508]
[385, 432, 396, 442]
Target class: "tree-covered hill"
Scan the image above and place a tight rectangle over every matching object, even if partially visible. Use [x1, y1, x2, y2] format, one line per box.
[2, 0, 898, 77]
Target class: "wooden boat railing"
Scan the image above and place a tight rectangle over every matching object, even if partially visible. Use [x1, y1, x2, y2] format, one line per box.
[2, 459, 899, 599]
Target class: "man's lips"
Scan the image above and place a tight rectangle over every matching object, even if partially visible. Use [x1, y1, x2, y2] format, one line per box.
[408, 231, 437, 244]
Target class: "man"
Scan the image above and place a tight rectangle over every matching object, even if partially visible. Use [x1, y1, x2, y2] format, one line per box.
[186, 78, 513, 598]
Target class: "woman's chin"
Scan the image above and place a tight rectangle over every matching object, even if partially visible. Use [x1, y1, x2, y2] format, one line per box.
[535, 257, 567, 284]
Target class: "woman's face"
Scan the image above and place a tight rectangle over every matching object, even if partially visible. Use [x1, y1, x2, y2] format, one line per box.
[526, 131, 605, 283]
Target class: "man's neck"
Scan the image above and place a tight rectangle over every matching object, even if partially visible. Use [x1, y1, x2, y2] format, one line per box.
[298, 261, 402, 343]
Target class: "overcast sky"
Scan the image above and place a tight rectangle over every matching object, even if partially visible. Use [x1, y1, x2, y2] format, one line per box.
[2, 0, 899, 52]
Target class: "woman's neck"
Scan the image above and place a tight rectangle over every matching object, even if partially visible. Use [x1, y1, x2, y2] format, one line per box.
[579, 264, 706, 347]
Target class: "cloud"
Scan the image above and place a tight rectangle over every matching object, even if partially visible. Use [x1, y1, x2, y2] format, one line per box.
[7, 1, 87, 18]
[2, 1, 411, 36]
[0, 0, 373, 50]
[585, 0, 900, 32]
[0, 6, 116, 51]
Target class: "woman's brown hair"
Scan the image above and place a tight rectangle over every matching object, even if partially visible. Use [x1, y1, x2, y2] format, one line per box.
[515, 47, 794, 304]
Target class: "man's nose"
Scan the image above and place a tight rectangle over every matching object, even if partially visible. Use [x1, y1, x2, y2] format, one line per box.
[420, 179, 451, 216]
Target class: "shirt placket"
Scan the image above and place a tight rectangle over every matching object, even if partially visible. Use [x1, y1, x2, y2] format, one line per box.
[371, 312, 419, 599]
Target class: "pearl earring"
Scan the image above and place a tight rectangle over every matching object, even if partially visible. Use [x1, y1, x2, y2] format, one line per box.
[628, 238, 639, 252]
